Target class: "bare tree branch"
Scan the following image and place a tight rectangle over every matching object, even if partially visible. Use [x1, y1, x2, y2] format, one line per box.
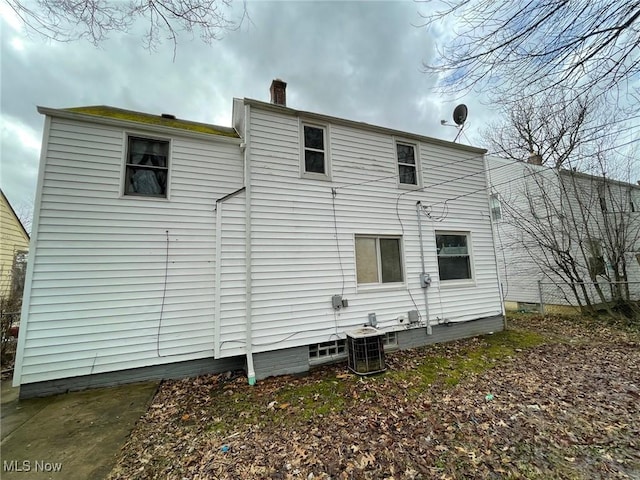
[6, 0, 247, 55]
[421, 0, 640, 113]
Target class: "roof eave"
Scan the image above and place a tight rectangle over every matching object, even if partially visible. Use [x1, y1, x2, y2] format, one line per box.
[37, 106, 242, 144]
[242, 98, 487, 155]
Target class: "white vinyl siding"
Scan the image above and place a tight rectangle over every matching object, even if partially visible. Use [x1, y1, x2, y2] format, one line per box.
[16, 116, 243, 385]
[216, 190, 247, 358]
[247, 106, 502, 352]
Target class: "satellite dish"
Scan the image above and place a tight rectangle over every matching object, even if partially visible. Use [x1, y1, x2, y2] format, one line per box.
[453, 104, 468, 126]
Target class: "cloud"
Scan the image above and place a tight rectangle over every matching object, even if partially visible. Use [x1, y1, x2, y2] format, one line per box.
[1, 1, 496, 214]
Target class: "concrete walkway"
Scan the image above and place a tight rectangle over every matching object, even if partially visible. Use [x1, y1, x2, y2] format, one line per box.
[1, 379, 158, 479]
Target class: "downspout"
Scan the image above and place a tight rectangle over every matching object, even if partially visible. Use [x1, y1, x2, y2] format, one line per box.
[244, 104, 256, 385]
[484, 158, 507, 327]
[416, 202, 432, 335]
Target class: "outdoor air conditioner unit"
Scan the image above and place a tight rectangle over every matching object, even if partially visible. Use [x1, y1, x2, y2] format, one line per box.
[346, 327, 386, 375]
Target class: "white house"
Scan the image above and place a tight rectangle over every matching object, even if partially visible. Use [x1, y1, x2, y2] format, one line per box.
[14, 80, 504, 397]
[487, 155, 640, 312]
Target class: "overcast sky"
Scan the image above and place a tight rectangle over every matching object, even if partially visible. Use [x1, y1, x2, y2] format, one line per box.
[1, 1, 636, 222]
[1, 0, 496, 217]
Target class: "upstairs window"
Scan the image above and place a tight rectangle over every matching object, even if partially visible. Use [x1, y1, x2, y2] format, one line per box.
[303, 124, 327, 175]
[396, 142, 417, 185]
[436, 232, 473, 281]
[586, 239, 605, 279]
[11, 250, 28, 295]
[125, 136, 169, 197]
[490, 194, 502, 221]
[355, 236, 404, 285]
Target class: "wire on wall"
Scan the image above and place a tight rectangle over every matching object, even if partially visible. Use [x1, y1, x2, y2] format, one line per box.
[155, 230, 212, 358]
[156, 230, 171, 357]
[331, 187, 346, 296]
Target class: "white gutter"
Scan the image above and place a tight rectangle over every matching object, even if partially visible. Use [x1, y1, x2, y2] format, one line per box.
[416, 202, 432, 335]
[243, 103, 256, 385]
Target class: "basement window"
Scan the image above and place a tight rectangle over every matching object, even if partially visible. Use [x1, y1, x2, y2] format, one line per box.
[436, 232, 473, 282]
[124, 136, 170, 197]
[355, 236, 404, 285]
[382, 331, 398, 348]
[309, 339, 346, 362]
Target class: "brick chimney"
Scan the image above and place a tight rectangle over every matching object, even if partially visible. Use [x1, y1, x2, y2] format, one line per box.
[270, 79, 287, 107]
[528, 152, 543, 165]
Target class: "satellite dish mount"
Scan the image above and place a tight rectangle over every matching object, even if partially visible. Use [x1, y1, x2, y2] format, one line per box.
[453, 104, 468, 126]
[440, 104, 468, 142]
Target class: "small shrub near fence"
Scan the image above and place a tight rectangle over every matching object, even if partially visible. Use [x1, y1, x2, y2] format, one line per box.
[537, 281, 640, 319]
[1, 311, 20, 371]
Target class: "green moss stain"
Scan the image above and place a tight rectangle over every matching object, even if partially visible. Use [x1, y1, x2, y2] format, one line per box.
[200, 329, 547, 433]
[276, 378, 348, 421]
[66, 106, 239, 138]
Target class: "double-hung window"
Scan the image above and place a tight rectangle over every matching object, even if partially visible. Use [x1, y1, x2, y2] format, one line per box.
[490, 194, 502, 221]
[301, 123, 329, 178]
[396, 142, 418, 186]
[355, 236, 404, 285]
[124, 136, 170, 197]
[436, 232, 473, 281]
[586, 239, 605, 279]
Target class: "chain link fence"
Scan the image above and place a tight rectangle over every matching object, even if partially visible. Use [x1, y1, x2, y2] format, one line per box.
[536, 281, 640, 317]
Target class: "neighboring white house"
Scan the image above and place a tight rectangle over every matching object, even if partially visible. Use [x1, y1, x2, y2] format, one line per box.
[14, 80, 504, 397]
[487, 155, 640, 311]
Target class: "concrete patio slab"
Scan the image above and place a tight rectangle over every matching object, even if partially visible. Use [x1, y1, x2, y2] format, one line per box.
[1, 379, 158, 480]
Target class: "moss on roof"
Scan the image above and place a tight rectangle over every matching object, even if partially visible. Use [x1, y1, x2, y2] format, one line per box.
[65, 105, 239, 138]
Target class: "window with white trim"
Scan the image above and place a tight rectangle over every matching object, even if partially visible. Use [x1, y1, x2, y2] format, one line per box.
[586, 239, 605, 279]
[302, 124, 328, 176]
[396, 142, 417, 185]
[490, 194, 502, 221]
[124, 136, 169, 197]
[355, 236, 404, 284]
[436, 232, 473, 281]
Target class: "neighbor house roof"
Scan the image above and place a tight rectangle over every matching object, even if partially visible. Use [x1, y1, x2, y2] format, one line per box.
[1, 189, 29, 240]
[38, 105, 239, 139]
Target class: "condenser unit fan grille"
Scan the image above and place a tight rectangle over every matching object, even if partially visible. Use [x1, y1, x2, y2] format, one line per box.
[346, 328, 386, 375]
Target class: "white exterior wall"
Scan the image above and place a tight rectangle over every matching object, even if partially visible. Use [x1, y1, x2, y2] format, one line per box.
[14, 116, 243, 386]
[486, 157, 561, 304]
[560, 172, 640, 302]
[487, 156, 640, 306]
[216, 190, 247, 357]
[245, 105, 503, 354]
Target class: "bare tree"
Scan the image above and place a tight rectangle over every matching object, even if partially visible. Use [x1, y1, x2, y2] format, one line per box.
[13, 200, 33, 236]
[488, 96, 640, 318]
[6, 0, 247, 54]
[484, 93, 597, 169]
[421, 1, 640, 113]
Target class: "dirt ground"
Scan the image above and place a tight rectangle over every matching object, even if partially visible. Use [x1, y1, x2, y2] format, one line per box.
[107, 315, 640, 479]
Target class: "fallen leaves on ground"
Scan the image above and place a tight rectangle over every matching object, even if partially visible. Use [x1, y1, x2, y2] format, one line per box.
[108, 315, 640, 479]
